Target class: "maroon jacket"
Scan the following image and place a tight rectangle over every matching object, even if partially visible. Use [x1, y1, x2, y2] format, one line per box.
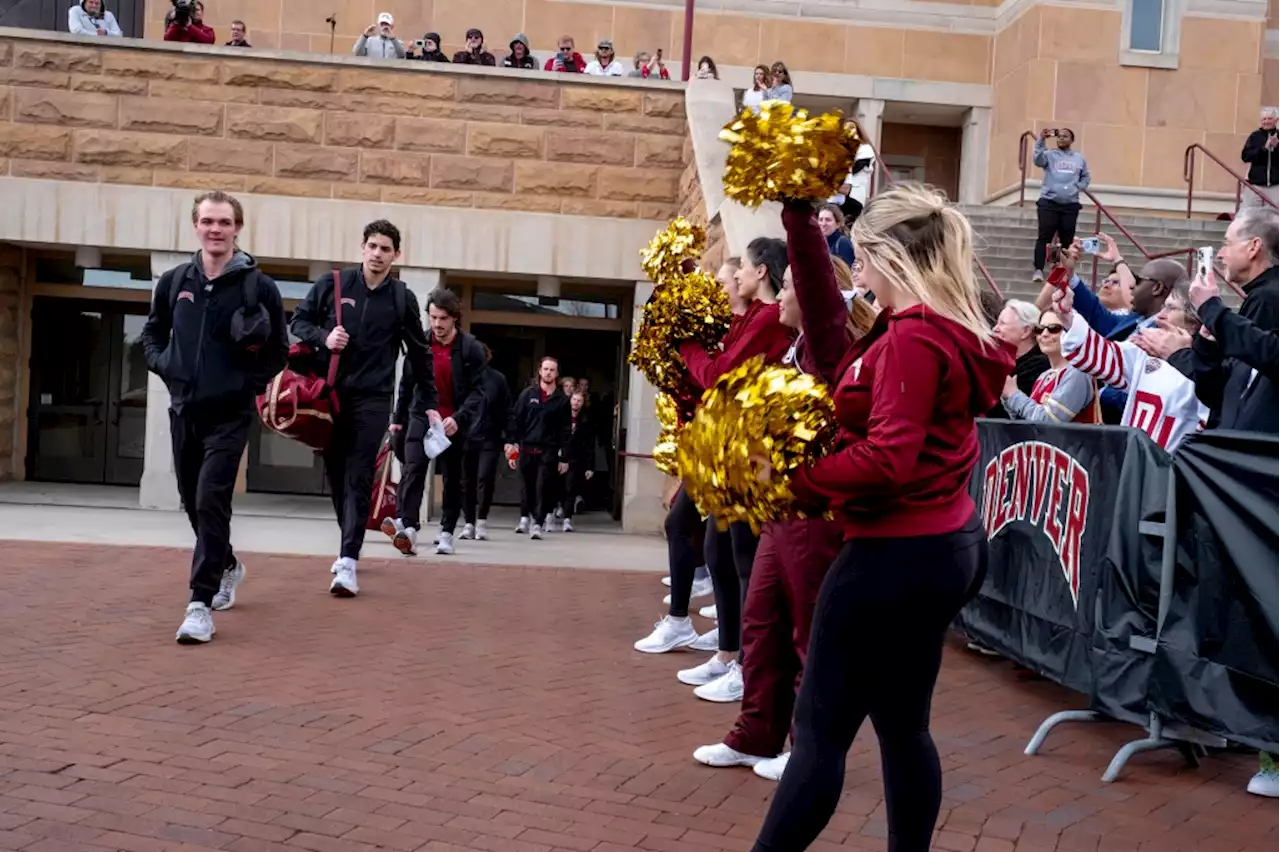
[164, 21, 215, 43]
[783, 201, 852, 384]
[792, 302, 1014, 540]
[679, 300, 793, 391]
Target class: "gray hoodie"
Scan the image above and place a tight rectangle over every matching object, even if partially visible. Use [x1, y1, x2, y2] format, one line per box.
[1034, 137, 1091, 204]
[353, 33, 406, 59]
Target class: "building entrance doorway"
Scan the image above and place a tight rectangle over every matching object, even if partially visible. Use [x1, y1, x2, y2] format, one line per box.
[25, 297, 149, 485]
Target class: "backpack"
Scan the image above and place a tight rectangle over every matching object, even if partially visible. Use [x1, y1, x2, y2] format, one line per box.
[167, 262, 271, 351]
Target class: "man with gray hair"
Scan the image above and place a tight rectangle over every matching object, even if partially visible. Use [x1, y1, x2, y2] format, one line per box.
[1241, 107, 1278, 211]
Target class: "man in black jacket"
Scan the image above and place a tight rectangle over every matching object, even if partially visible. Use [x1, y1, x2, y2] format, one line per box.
[383, 287, 485, 556]
[1241, 108, 1279, 211]
[140, 191, 289, 644]
[461, 345, 511, 541]
[505, 356, 571, 540]
[291, 220, 438, 597]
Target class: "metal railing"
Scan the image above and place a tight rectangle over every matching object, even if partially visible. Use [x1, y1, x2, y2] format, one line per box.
[1184, 143, 1278, 218]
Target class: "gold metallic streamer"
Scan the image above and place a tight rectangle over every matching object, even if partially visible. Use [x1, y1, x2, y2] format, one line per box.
[719, 100, 863, 207]
[628, 268, 732, 397]
[640, 218, 706, 284]
[676, 356, 837, 533]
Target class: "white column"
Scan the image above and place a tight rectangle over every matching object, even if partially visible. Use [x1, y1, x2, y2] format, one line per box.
[959, 106, 992, 205]
[854, 97, 886, 148]
[138, 251, 188, 511]
[622, 280, 666, 534]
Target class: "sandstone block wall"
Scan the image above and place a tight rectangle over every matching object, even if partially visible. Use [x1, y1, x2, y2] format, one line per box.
[0, 37, 687, 220]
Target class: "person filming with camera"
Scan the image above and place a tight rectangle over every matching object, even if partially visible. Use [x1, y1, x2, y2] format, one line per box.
[163, 0, 214, 43]
[354, 12, 406, 59]
[1031, 127, 1090, 283]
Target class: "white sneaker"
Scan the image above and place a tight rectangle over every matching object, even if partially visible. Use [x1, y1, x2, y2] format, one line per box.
[530, 523, 543, 540]
[633, 615, 698, 654]
[393, 526, 417, 556]
[754, 752, 790, 781]
[1248, 766, 1279, 798]
[475, 519, 489, 540]
[458, 523, 475, 540]
[211, 561, 246, 611]
[691, 627, 719, 652]
[329, 558, 358, 597]
[543, 514, 555, 532]
[694, 660, 744, 703]
[380, 517, 402, 541]
[677, 655, 732, 686]
[515, 516, 530, 534]
[554, 506, 564, 520]
[175, 602, 214, 644]
[436, 531, 455, 555]
[562, 518, 573, 533]
[699, 604, 718, 619]
[692, 743, 764, 768]
[690, 575, 714, 600]
[662, 575, 673, 587]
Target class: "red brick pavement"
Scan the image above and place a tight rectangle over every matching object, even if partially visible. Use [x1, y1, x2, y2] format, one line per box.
[0, 541, 1273, 852]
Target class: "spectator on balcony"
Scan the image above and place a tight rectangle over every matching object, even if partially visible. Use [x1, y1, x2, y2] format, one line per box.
[742, 65, 769, 113]
[353, 13, 406, 59]
[816, 204, 854, 267]
[453, 28, 496, 66]
[767, 62, 793, 103]
[502, 33, 537, 69]
[585, 40, 625, 76]
[630, 50, 670, 80]
[1242, 107, 1279, 211]
[1031, 127, 1090, 282]
[69, 0, 122, 37]
[1000, 308, 1099, 423]
[545, 36, 586, 72]
[225, 19, 251, 47]
[994, 299, 1050, 394]
[410, 33, 449, 62]
[163, 1, 214, 43]
[695, 56, 719, 80]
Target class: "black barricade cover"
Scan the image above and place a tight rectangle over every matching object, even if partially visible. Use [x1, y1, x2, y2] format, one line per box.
[1148, 431, 1279, 752]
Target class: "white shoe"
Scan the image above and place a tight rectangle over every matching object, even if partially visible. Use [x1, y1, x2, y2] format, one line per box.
[562, 518, 573, 533]
[515, 516, 529, 534]
[633, 615, 698, 654]
[475, 519, 489, 540]
[1032, 269, 1045, 283]
[690, 575, 714, 600]
[699, 603, 717, 619]
[175, 602, 214, 644]
[211, 561, 246, 611]
[692, 743, 763, 768]
[662, 575, 672, 587]
[691, 627, 719, 652]
[530, 523, 543, 540]
[554, 506, 564, 520]
[436, 531, 455, 555]
[380, 517, 402, 541]
[458, 523, 475, 540]
[330, 558, 359, 597]
[753, 752, 790, 781]
[393, 526, 417, 556]
[677, 655, 731, 686]
[1248, 766, 1279, 798]
[694, 660, 744, 703]
[543, 514, 555, 532]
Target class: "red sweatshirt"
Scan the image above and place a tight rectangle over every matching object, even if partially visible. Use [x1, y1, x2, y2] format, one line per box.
[164, 22, 216, 43]
[791, 306, 1014, 540]
[679, 301, 794, 390]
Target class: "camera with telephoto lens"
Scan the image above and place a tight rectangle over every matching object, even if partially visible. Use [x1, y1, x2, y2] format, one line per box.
[171, 0, 195, 26]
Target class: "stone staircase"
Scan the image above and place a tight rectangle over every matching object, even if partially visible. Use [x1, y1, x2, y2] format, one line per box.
[959, 205, 1230, 303]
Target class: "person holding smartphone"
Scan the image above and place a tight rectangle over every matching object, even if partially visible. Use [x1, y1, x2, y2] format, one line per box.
[1032, 128, 1091, 283]
[411, 32, 450, 62]
[545, 35, 585, 72]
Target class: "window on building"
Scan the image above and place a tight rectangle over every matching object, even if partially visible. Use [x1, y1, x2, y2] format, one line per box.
[1120, 0, 1181, 68]
[1129, 0, 1164, 51]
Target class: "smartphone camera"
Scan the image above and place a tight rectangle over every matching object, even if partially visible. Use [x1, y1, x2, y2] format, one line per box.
[1080, 237, 1100, 255]
[1197, 246, 1215, 281]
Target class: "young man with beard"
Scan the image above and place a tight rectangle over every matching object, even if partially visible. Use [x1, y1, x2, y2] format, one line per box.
[384, 287, 485, 556]
[291, 221, 439, 597]
[141, 191, 289, 643]
[506, 357, 571, 540]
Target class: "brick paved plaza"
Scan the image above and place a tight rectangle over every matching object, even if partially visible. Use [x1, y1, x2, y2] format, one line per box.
[0, 542, 1274, 852]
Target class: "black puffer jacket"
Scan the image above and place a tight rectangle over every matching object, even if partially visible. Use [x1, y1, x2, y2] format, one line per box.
[507, 385, 572, 457]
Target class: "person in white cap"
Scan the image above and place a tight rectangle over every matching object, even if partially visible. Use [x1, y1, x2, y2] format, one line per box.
[584, 39, 625, 76]
[354, 12, 406, 59]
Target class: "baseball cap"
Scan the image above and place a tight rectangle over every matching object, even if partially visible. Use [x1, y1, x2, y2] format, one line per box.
[466, 28, 484, 39]
[598, 38, 613, 49]
[377, 12, 394, 25]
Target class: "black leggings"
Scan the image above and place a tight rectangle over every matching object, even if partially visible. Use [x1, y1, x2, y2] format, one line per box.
[706, 520, 759, 654]
[462, 442, 500, 524]
[1034, 198, 1081, 271]
[664, 487, 704, 618]
[752, 516, 988, 852]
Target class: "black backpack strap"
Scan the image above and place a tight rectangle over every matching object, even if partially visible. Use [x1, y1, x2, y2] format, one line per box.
[166, 263, 194, 313]
[393, 279, 408, 354]
[241, 269, 260, 312]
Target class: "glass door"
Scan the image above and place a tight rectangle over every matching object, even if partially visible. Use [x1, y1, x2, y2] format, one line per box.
[104, 314, 148, 484]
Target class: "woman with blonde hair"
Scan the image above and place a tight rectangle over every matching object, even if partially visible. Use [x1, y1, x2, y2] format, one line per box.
[750, 185, 1014, 852]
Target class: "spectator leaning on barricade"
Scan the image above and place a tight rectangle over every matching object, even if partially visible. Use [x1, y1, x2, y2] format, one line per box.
[585, 39, 625, 76]
[546, 36, 585, 72]
[353, 13, 406, 59]
[454, 28, 496, 66]
[766, 62, 793, 102]
[1241, 108, 1279, 211]
[695, 56, 719, 79]
[164, 0, 214, 43]
[1031, 127, 1091, 283]
[993, 299, 1051, 394]
[629, 50, 670, 80]
[1000, 306, 1099, 423]
[502, 33, 537, 69]
[410, 33, 450, 62]
[742, 65, 770, 114]
[225, 19, 250, 47]
[69, 0, 122, 36]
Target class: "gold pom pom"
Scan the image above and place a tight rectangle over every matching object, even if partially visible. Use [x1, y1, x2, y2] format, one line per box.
[676, 356, 837, 533]
[653, 426, 680, 477]
[719, 100, 862, 207]
[628, 269, 732, 396]
[641, 218, 706, 284]
[655, 392, 680, 431]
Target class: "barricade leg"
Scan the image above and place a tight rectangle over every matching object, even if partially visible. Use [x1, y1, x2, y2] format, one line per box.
[1024, 710, 1102, 756]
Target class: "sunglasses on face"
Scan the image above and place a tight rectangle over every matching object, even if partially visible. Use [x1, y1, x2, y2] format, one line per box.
[1035, 324, 1065, 335]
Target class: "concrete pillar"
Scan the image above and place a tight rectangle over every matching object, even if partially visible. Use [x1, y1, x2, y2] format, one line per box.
[959, 106, 992, 204]
[854, 98, 885, 149]
[139, 252, 188, 510]
[622, 280, 665, 534]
